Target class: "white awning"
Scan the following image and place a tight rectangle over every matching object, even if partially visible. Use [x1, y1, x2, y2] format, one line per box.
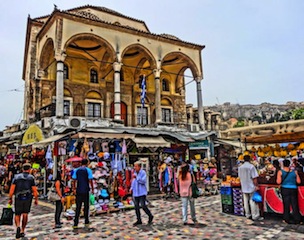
[133, 136, 170, 148]
[215, 139, 242, 148]
[71, 132, 135, 139]
[31, 133, 73, 147]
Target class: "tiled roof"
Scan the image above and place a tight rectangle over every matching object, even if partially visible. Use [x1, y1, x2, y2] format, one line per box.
[33, 5, 204, 49]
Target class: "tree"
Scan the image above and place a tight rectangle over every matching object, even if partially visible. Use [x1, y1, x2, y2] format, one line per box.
[291, 108, 304, 120]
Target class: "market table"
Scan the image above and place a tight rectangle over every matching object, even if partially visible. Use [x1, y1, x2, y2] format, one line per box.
[259, 184, 304, 216]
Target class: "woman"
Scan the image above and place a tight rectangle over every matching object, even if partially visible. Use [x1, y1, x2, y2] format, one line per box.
[276, 159, 301, 224]
[54, 171, 65, 228]
[178, 163, 197, 225]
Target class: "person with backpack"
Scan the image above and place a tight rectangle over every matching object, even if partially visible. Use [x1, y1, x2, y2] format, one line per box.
[8, 163, 38, 239]
[72, 159, 94, 229]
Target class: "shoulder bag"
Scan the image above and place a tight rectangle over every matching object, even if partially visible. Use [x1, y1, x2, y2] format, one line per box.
[189, 174, 200, 198]
[47, 182, 61, 202]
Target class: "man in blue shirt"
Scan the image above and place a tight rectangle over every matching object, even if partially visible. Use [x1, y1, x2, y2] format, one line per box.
[131, 161, 154, 226]
[72, 159, 94, 229]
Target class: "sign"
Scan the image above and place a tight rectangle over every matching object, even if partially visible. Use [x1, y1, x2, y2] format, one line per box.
[189, 140, 209, 150]
[22, 124, 44, 145]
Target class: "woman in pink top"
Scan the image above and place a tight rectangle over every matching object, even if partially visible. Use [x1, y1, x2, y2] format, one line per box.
[178, 164, 197, 225]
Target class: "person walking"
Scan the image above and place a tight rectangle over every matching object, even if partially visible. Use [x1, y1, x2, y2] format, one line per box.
[8, 163, 38, 239]
[276, 159, 302, 224]
[238, 155, 263, 221]
[54, 170, 65, 228]
[131, 161, 153, 226]
[72, 158, 94, 229]
[178, 163, 197, 225]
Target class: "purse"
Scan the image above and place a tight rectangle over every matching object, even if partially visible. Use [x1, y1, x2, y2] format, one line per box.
[47, 182, 61, 202]
[190, 174, 200, 198]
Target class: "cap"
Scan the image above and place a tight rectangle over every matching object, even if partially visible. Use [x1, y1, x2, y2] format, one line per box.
[22, 163, 31, 170]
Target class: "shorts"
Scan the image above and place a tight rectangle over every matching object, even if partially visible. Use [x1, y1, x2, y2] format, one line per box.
[15, 198, 33, 215]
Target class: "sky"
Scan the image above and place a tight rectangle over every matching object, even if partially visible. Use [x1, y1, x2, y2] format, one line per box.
[0, 0, 303, 130]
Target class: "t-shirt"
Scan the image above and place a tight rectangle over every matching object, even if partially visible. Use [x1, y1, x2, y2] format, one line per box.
[179, 172, 192, 197]
[12, 172, 35, 198]
[238, 162, 258, 193]
[72, 166, 93, 194]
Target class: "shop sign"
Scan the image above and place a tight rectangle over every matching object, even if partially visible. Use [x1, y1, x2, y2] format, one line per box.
[189, 140, 209, 150]
[22, 124, 44, 145]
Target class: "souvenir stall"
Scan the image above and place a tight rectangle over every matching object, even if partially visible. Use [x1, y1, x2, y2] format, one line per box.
[63, 132, 136, 218]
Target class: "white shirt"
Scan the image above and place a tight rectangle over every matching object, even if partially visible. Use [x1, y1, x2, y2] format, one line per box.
[238, 162, 259, 193]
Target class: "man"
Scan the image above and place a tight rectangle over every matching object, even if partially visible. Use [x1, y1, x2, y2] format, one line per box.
[131, 161, 154, 226]
[8, 163, 38, 239]
[238, 155, 263, 221]
[0, 160, 6, 195]
[72, 158, 94, 229]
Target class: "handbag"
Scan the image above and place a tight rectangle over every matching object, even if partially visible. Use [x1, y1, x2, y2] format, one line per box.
[47, 182, 61, 202]
[190, 174, 200, 198]
[0, 204, 14, 225]
[252, 191, 262, 203]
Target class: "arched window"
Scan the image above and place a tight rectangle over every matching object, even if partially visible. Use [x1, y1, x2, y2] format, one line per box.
[63, 63, 69, 80]
[162, 79, 169, 92]
[90, 69, 98, 83]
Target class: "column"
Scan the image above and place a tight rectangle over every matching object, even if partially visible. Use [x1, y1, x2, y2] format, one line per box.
[153, 69, 162, 123]
[55, 53, 66, 117]
[196, 77, 205, 130]
[113, 62, 122, 121]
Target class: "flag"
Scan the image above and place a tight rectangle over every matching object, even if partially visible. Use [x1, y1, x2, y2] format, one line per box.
[140, 75, 146, 107]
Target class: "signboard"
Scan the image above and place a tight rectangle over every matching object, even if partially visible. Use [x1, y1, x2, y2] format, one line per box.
[189, 140, 209, 150]
[22, 124, 44, 145]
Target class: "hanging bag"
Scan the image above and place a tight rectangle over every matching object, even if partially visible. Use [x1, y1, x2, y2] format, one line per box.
[0, 204, 14, 225]
[47, 182, 61, 202]
[252, 191, 262, 203]
[190, 174, 200, 198]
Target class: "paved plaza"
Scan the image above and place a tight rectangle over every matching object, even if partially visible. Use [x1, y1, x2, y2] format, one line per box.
[0, 194, 303, 240]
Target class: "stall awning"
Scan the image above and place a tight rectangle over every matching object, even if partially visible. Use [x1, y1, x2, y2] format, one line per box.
[72, 132, 135, 139]
[243, 131, 304, 144]
[215, 139, 242, 148]
[133, 136, 170, 148]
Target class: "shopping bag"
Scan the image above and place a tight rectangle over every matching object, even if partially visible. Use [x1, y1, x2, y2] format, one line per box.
[0, 204, 14, 225]
[252, 191, 262, 203]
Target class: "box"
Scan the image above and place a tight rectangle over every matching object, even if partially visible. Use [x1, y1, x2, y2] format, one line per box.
[222, 204, 234, 214]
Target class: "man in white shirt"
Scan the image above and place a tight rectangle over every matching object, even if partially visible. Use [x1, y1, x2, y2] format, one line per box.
[238, 155, 263, 221]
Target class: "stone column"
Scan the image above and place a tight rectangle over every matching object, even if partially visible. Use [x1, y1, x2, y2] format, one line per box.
[55, 53, 66, 117]
[196, 77, 205, 130]
[153, 69, 162, 123]
[113, 62, 122, 120]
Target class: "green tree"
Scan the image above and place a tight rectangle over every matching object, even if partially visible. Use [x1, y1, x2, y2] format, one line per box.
[291, 108, 304, 120]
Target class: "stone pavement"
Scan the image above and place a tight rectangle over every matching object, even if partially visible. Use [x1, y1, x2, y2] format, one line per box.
[0, 194, 304, 240]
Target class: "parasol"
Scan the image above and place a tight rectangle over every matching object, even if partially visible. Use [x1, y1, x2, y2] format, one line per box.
[65, 156, 83, 162]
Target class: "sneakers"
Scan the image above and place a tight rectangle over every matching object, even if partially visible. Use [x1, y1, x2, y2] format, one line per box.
[133, 221, 142, 226]
[55, 224, 62, 229]
[20, 233, 25, 238]
[16, 227, 21, 239]
[84, 223, 90, 228]
[253, 217, 264, 221]
[183, 222, 188, 225]
[72, 225, 80, 229]
[148, 215, 154, 224]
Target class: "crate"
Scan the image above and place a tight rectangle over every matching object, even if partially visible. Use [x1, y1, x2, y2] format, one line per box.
[220, 186, 232, 195]
[222, 204, 234, 214]
[221, 194, 233, 205]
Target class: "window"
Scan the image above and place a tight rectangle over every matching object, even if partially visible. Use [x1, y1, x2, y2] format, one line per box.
[63, 100, 70, 116]
[90, 69, 98, 83]
[137, 106, 148, 125]
[162, 108, 172, 123]
[162, 79, 169, 92]
[88, 102, 101, 117]
[63, 64, 69, 80]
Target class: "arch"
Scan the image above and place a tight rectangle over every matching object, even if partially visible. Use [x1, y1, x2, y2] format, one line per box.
[39, 38, 55, 75]
[64, 33, 116, 58]
[86, 91, 102, 99]
[161, 51, 200, 79]
[161, 97, 172, 106]
[64, 88, 72, 97]
[121, 43, 157, 70]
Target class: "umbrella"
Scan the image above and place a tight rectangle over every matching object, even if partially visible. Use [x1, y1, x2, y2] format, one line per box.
[65, 156, 83, 162]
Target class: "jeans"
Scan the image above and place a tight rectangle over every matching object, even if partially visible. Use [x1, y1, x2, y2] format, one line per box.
[281, 187, 301, 223]
[74, 192, 90, 226]
[181, 197, 196, 223]
[133, 195, 153, 222]
[55, 200, 63, 225]
[243, 192, 260, 220]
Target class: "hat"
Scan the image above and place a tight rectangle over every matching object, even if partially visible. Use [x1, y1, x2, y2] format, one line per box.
[203, 158, 209, 164]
